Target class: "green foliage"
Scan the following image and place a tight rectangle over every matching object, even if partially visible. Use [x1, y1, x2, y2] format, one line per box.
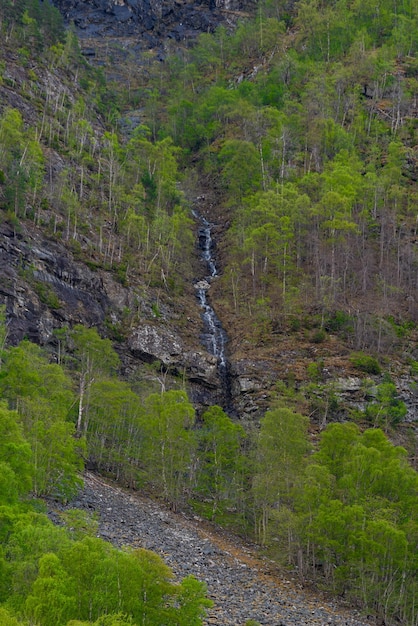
[71, 325, 120, 378]
[70, 325, 120, 437]
[55, 539, 210, 625]
[324, 310, 354, 336]
[311, 328, 326, 343]
[32, 279, 62, 309]
[0, 340, 84, 499]
[295, 423, 418, 620]
[0, 378, 211, 625]
[0, 607, 26, 625]
[145, 0, 417, 329]
[87, 378, 143, 485]
[349, 352, 381, 374]
[67, 615, 134, 626]
[167, 574, 212, 625]
[3, 0, 414, 328]
[0, 507, 211, 626]
[0, 329, 416, 625]
[140, 390, 196, 507]
[307, 362, 321, 381]
[0, 402, 32, 500]
[218, 139, 262, 201]
[252, 407, 309, 546]
[196, 406, 247, 520]
[25, 552, 77, 626]
[363, 379, 407, 430]
[0, 108, 44, 216]
[0, 0, 416, 620]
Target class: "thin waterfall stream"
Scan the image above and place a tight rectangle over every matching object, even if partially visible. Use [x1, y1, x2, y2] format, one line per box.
[193, 209, 233, 412]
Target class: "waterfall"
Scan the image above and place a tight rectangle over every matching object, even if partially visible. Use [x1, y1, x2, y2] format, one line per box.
[193, 209, 232, 410]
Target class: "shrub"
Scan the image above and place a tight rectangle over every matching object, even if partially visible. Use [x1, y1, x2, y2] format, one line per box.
[311, 329, 326, 343]
[349, 352, 381, 375]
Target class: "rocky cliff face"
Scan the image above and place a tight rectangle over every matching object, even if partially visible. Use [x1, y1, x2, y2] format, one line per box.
[0, 221, 109, 345]
[2, 0, 416, 431]
[0, 218, 232, 411]
[0, 199, 293, 418]
[3, 214, 416, 425]
[53, 0, 255, 50]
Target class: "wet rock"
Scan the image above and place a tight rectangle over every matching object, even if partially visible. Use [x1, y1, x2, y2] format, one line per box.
[0, 218, 228, 412]
[194, 279, 211, 291]
[184, 350, 218, 386]
[0, 222, 109, 345]
[128, 323, 223, 398]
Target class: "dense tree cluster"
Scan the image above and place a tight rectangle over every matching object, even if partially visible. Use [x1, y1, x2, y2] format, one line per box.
[1, 324, 417, 624]
[1, 0, 416, 332]
[145, 0, 417, 345]
[0, 1, 193, 293]
[0, 325, 211, 625]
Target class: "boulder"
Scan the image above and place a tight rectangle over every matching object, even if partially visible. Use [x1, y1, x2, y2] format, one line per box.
[335, 377, 363, 392]
[128, 324, 182, 365]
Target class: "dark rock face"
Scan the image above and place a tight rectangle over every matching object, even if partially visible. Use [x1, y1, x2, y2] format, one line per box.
[0, 222, 110, 345]
[52, 0, 255, 46]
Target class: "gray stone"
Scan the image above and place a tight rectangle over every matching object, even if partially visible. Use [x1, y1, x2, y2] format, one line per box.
[48, 472, 378, 626]
[335, 377, 362, 392]
[128, 324, 182, 364]
[52, 0, 256, 47]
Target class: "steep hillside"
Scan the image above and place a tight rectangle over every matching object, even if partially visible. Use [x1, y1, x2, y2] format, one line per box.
[126, 0, 418, 426]
[1, 0, 417, 426]
[0, 0, 230, 410]
[1, 1, 418, 624]
[52, 0, 256, 47]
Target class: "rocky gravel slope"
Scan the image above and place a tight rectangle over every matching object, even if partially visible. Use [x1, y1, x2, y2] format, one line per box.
[49, 472, 379, 626]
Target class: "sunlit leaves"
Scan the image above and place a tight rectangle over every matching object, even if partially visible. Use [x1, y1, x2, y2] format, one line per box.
[218, 139, 262, 201]
[196, 406, 246, 518]
[141, 390, 196, 507]
[25, 553, 76, 626]
[0, 108, 44, 215]
[87, 379, 142, 484]
[1, 508, 211, 626]
[0, 402, 32, 500]
[253, 407, 309, 544]
[0, 341, 83, 500]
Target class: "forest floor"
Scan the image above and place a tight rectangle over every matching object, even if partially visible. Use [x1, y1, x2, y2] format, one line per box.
[48, 472, 380, 626]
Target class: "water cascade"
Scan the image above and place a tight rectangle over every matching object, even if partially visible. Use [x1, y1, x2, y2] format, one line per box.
[193, 210, 233, 412]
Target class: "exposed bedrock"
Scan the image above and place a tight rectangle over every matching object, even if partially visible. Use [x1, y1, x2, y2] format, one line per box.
[0, 222, 241, 413]
[52, 0, 256, 48]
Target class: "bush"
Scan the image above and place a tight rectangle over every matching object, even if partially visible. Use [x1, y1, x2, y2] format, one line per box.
[349, 352, 381, 375]
[324, 310, 354, 334]
[311, 329, 326, 343]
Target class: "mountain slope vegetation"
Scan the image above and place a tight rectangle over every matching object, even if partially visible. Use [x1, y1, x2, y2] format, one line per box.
[0, 0, 417, 624]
